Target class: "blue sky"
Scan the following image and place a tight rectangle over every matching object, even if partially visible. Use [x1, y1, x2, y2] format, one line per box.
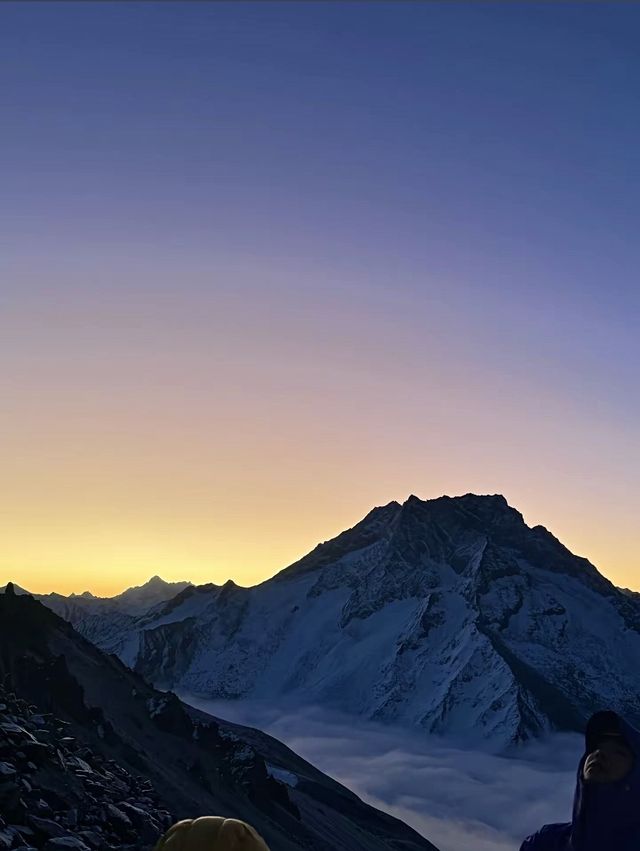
[1, 2, 639, 592]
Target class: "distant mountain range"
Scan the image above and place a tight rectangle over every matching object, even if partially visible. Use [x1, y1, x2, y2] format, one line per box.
[0, 587, 438, 851]
[10, 493, 640, 747]
[1, 575, 190, 615]
[0, 576, 191, 662]
[40, 574, 191, 616]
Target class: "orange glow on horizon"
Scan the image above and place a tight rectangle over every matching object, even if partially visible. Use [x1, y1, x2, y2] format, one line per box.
[2, 267, 637, 598]
[2, 4, 639, 606]
[1, 488, 636, 598]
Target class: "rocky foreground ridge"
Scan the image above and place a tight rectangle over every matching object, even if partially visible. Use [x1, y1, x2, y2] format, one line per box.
[0, 683, 171, 850]
[0, 587, 439, 851]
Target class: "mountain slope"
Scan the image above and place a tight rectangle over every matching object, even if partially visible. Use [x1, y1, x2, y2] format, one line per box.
[25, 577, 193, 661]
[36, 493, 640, 747]
[0, 588, 438, 851]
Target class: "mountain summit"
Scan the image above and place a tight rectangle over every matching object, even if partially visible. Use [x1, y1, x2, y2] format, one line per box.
[110, 575, 193, 613]
[37, 494, 640, 747]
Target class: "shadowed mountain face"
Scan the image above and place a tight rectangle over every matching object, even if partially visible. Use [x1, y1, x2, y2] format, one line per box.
[10, 577, 195, 670]
[32, 493, 640, 747]
[0, 590, 439, 851]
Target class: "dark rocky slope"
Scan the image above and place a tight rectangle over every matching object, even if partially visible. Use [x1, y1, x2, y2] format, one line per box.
[0, 588, 438, 851]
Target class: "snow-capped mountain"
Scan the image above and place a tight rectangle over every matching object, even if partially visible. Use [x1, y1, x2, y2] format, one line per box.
[0, 586, 438, 851]
[10, 575, 192, 652]
[33, 494, 640, 747]
[43, 574, 192, 616]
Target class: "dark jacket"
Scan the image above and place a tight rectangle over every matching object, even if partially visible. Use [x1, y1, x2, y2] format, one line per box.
[519, 711, 640, 850]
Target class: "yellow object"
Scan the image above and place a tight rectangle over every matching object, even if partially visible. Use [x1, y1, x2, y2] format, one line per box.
[153, 817, 270, 851]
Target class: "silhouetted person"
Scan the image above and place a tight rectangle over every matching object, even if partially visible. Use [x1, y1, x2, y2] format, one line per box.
[153, 816, 270, 851]
[520, 710, 639, 850]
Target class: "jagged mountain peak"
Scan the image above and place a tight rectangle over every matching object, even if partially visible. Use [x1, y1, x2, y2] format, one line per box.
[68, 589, 97, 599]
[399, 492, 523, 527]
[263, 492, 601, 596]
[403, 491, 510, 506]
[121, 574, 182, 593]
[108, 575, 193, 613]
[270, 492, 530, 592]
[0, 581, 30, 595]
[36, 493, 640, 749]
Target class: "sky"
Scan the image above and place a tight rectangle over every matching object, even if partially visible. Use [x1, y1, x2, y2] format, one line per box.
[183, 697, 583, 851]
[1, 2, 638, 596]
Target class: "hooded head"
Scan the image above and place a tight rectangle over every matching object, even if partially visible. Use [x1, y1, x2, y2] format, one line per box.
[570, 711, 640, 849]
[153, 817, 270, 851]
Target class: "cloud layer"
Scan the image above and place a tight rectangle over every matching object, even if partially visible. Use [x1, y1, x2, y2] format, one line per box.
[183, 698, 583, 851]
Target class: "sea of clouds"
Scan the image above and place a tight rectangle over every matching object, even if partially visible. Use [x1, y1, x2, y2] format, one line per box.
[182, 696, 583, 851]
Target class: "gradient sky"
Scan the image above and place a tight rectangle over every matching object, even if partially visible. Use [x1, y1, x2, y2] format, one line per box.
[1, 2, 638, 596]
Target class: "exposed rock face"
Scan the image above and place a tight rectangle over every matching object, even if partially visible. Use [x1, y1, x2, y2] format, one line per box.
[46, 493, 640, 747]
[0, 684, 171, 850]
[0, 593, 439, 851]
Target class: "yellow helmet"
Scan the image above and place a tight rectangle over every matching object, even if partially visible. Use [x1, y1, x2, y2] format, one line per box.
[153, 816, 271, 851]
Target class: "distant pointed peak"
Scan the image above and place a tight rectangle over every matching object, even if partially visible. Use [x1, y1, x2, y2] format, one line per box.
[2, 582, 29, 596]
[111, 575, 192, 606]
[217, 578, 242, 598]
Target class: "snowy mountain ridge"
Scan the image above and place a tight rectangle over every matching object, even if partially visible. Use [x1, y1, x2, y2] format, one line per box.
[25, 493, 640, 748]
